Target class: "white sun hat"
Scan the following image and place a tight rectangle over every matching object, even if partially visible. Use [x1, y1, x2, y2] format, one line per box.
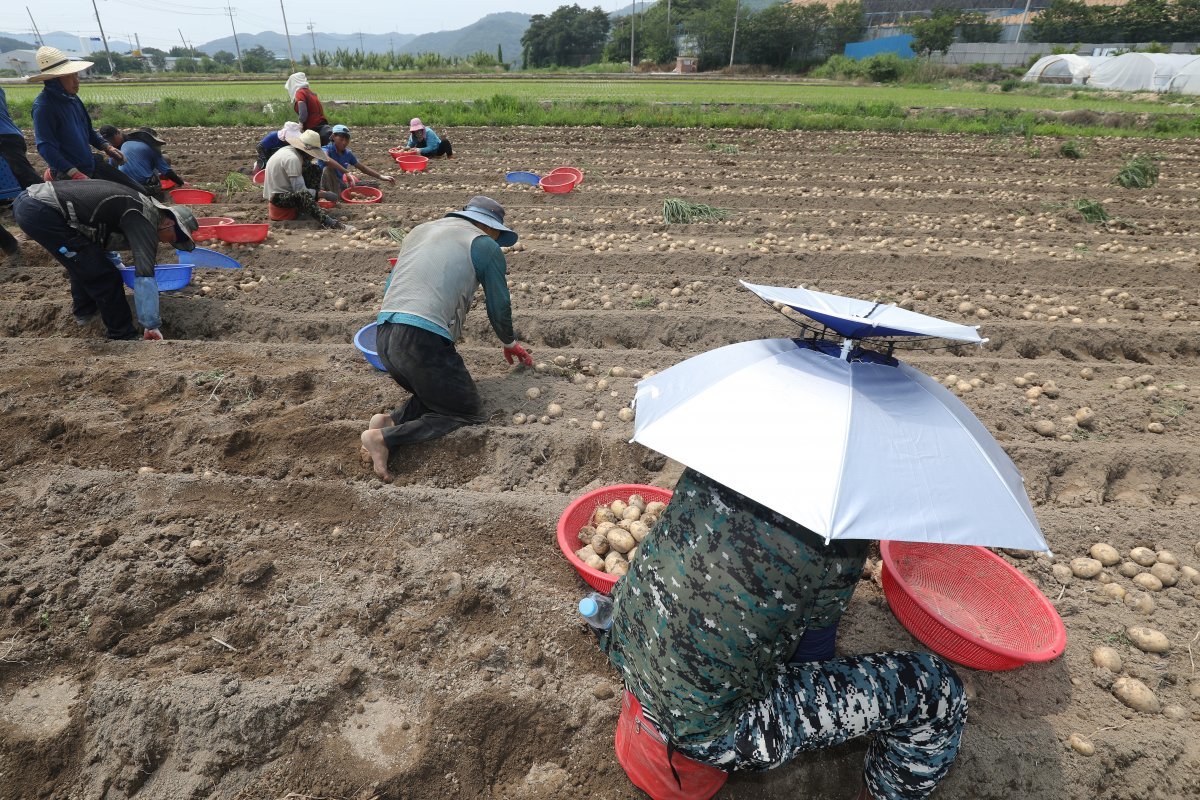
[27, 46, 93, 82]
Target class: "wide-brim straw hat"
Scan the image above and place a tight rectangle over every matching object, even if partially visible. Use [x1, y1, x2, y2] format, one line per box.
[286, 129, 328, 161]
[27, 46, 93, 82]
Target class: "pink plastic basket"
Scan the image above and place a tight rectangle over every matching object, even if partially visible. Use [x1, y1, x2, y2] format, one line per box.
[880, 541, 1066, 671]
[557, 484, 672, 594]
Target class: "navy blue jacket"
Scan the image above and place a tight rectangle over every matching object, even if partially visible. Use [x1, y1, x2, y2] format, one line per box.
[32, 79, 108, 175]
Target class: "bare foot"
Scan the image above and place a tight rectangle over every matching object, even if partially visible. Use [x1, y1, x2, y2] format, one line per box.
[360, 428, 392, 481]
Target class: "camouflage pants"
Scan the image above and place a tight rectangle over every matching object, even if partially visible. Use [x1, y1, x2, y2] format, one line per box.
[675, 652, 967, 800]
[269, 190, 338, 228]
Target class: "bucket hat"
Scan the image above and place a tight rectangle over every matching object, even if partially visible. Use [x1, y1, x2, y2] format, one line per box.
[27, 46, 93, 82]
[446, 196, 517, 247]
[152, 200, 199, 252]
[128, 127, 166, 145]
[409, 117, 425, 132]
[287, 129, 328, 161]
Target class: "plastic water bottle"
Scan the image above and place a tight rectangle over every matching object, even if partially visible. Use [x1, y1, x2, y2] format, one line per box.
[58, 246, 77, 259]
[579, 592, 614, 633]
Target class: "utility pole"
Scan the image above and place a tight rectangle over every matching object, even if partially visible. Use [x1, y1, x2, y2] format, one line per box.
[178, 28, 191, 56]
[729, 0, 741, 69]
[629, 3, 635, 68]
[307, 21, 317, 59]
[357, 31, 365, 55]
[224, 6, 243, 72]
[26, 7, 44, 47]
[279, 0, 296, 70]
[134, 33, 142, 55]
[1014, 0, 1034, 44]
[89, 0, 117, 74]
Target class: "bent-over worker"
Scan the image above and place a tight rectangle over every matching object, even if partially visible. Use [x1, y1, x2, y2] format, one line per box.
[360, 196, 533, 481]
[318, 124, 395, 197]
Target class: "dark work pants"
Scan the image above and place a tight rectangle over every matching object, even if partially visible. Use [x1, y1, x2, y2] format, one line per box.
[0, 134, 42, 188]
[421, 140, 452, 158]
[375, 322, 486, 451]
[0, 222, 17, 256]
[12, 193, 136, 340]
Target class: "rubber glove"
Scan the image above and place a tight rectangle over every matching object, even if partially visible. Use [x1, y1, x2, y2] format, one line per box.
[503, 341, 533, 367]
[69, 171, 89, 180]
[133, 276, 162, 331]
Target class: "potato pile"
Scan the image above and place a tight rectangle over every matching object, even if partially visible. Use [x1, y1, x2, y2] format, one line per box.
[574, 494, 667, 577]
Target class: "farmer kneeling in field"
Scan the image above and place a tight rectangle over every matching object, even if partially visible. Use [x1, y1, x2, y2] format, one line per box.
[254, 121, 300, 172]
[262, 128, 350, 230]
[318, 124, 395, 198]
[602, 467, 968, 800]
[109, 127, 187, 201]
[360, 196, 534, 481]
[402, 118, 453, 159]
[12, 179, 198, 341]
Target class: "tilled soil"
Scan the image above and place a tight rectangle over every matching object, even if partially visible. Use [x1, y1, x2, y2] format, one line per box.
[1, 126, 1198, 800]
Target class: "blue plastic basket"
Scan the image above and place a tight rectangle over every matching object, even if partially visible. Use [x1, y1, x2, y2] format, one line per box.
[353, 323, 387, 371]
[179, 246, 242, 269]
[505, 170, 541, 185]
[118, 264, 194, 292]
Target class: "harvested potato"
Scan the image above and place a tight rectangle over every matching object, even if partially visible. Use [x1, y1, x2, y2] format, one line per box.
[604, 551, 629, 576]
[526, 387, 541, 400]
[1070, 558, 1103, 579]
[627, 494, 647, 511]
[546, 403, 563, 418]
[1132, 573, 1163, 592]
[1180, 565, 1199, 584]
[1099, 583, 1126, 601]
[629, 520, 650, 542]
[1068, 734, 1095, 756]
[1092, 646, 1122, 673]
[645, 501, 667, 517]
[1156, 550, 1179, 566]
[593, 507, 617, 526]
[1129, 546, 1158, 567]
[1096, 571, 1114, 584]
[1051, 564, 1073, 584]
[1162, 705, 1188, 722]
[1089, 543, 1121, 567]
[1127, 626, 1171, 654]
[606, 528, 636, 554]
[1117, 561, 1142, 578]
[1112, 676, 1160, 713]
[596, 521, 616, 535]
[512, 413, 527, 425]
[617, 407, 635, 422]
[622, 505, 642, 522]
[1123, 590, 1155, 614]
[628, 545, 638, 562]
[576, 545, 605, 571]
[617, 518, 632, 531]
[1149, 562, 1178, 587]
[641, 513, 658, 529]
[610, 499, 628, 517]
[589, 531, 610, 556]
[577, 524, 597, 546]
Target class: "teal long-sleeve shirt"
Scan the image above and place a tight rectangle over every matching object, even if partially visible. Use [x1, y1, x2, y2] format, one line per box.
[378, 234, 514, 343]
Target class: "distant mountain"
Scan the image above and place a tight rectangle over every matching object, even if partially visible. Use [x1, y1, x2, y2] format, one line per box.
[396, 12, 530, 60]
[0, 34, 35, 52]
[198, 30, 417, 57]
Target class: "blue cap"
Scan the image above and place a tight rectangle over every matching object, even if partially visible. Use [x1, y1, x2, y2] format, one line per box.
[579, 597, 598, 617]
[331, 124, 350, 137]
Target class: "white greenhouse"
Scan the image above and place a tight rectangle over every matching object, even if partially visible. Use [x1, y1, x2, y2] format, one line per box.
[1022, 54, 1108, 85]
[1166, 57, 1200, 95]
[1087, 52, 1200, 93]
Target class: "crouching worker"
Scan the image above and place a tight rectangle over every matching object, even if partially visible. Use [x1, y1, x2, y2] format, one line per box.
[111, 127, 186, 200]
[601, 468, 968, 800]
[402, 118, 452, 159]
[262, 128, 350, 229]
[318, 124, 395, 198]
[360, 196, 534, 481]
[255, 121, 300, 172]
[13, 179, 198, 341]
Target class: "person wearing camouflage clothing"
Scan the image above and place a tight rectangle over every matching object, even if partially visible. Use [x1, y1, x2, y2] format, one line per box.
[602, 468, 967, 799]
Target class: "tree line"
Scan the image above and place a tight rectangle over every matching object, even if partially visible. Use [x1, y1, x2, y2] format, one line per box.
[1030, 0, 1200, 43]
[522, 1, 865, 71]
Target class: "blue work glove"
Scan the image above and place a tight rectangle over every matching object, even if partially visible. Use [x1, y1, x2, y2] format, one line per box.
[133, 276, 162, 331]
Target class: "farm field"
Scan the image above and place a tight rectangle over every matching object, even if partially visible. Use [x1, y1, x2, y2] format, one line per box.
[1, 125, 1199, 800]
[2, 76, 1194, 115]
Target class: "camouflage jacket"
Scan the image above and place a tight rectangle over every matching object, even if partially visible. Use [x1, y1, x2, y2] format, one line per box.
[602, 468, 868, 746]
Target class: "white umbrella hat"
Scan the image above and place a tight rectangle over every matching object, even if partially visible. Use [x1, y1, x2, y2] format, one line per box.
[631, 336, 1048, 552]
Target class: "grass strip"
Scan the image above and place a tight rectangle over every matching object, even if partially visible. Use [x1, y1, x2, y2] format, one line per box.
[6, 95, 1200, 139]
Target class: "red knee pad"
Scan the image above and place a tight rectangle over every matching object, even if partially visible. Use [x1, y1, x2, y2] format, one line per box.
[615, 691, 728, 800]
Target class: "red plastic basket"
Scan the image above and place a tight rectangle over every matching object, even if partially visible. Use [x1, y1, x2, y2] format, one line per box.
[215, 223, 269, 244]
[880, 541, 1066, 671]
[539, 173, 577, 194]
[341, 186, 382, 203]
[170, 188, 215, 204]
[252, 169, 265, 185]
[395, 155, 428, 172]
[557, 484, 672, 594]
[548, 166, 584, 186]
[317, 199, 336, 209]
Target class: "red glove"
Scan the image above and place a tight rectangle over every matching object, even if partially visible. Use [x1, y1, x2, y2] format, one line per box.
[70, 171, 89, 180]
[503, 341, 532, 367]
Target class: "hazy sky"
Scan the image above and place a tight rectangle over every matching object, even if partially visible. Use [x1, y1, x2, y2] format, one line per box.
[1, 0, 634, 51]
